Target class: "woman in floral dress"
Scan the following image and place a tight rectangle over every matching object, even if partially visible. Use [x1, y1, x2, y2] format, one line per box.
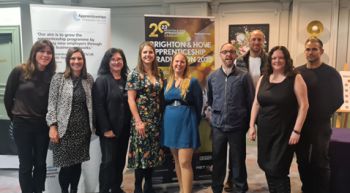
[126, 41, 164, 193]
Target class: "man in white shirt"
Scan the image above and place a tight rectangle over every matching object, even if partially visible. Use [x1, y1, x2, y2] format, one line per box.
[236, 29, 268, 86]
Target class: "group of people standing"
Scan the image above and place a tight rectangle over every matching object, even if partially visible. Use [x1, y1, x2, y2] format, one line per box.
[4, 40, 202, 193]
[208, 30, 343, 193]
[4, 29, 343, 193]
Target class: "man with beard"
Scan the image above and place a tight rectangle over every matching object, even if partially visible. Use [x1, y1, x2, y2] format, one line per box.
[224, 29, 268, 192]
[207, 43, 255, 193]
[296, 37, 344, 193]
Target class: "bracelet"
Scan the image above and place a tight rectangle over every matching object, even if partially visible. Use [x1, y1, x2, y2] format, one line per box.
[293, 130, 301, 135]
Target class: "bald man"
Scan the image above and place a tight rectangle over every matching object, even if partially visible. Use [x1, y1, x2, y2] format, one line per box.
[236, 30, 268, 86]
[208, 43, 254, 193]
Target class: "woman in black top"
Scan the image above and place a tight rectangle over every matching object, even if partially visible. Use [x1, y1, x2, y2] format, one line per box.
[93, 48, 131, 193]
[248, 46, 308, 193]
[4, 39, 56, 193]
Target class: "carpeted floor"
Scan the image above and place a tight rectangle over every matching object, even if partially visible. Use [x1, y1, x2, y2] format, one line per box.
[0, 145, 301, 193]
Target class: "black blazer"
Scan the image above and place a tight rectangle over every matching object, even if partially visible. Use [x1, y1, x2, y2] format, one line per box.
[93, 74, 131, 137]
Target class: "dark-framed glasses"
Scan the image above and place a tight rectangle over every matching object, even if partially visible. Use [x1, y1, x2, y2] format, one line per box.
[220, 50, 236, 55]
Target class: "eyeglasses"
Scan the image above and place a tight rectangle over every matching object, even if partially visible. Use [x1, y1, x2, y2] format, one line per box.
[220, 50, 236, 55]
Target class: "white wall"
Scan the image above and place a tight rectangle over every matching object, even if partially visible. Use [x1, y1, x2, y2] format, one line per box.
[0, 7, 21, 26]
[336, 0, 350, 70]
[214, 1, 291, 67]
[290, 0, 339, 67]
[0, 7, 23, 61]
[1, 0, 350, 70]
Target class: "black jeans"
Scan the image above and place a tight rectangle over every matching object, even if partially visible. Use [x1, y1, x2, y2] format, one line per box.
[296, 122, 332, 193]
[13, 127, 49, 193]
[211, 128, 248, 193]
[265, 174, 291, 193]
[99, 133, 129, 193]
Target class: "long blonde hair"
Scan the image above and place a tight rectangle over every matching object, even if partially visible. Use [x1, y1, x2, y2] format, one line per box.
[166, 53, 191, 98]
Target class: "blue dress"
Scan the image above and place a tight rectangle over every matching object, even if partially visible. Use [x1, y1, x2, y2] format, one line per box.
[162, 78, 203, 149]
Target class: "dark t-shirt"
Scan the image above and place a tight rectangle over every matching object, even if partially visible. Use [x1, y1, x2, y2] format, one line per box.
[296, 63, 343, 127]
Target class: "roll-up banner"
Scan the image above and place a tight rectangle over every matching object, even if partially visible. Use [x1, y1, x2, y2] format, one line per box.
[30, 4, 111, 78]
[30, 4, 111, 193]
[145, 15, 215, 184]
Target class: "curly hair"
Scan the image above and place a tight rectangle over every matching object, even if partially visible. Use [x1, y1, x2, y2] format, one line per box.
[263, 46, 296, 77]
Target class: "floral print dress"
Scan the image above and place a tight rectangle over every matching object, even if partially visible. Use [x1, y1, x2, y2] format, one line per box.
[126, 69, 164, 169]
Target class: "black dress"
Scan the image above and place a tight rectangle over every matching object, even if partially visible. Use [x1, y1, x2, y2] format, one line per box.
[257, 75, 298, 176]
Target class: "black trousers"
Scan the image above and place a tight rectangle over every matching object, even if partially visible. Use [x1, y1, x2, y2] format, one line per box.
[99, 133, 129, 193]
[227, 150, 233, 183]
[265, 174, 291, 193]
[59, 163, 82, 192]
[211, 128, 248, 193]
[13, 127, 49, 193]
[296, 122, 332, 193]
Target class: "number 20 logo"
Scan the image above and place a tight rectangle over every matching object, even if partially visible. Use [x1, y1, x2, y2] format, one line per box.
[148, 20, 171, 38]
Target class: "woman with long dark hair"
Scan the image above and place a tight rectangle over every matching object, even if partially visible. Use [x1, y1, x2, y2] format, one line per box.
[248, 46, 308, 193]
[4, 39, 56, 193]
[93, 48, 131, 193]
[46, 47, 94, 193]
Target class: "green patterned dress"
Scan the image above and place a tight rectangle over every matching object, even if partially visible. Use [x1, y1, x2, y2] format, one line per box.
[126, 69, 164, 169]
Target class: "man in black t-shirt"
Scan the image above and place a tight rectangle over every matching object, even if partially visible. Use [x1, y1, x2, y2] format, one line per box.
[296, 37, 343, 193]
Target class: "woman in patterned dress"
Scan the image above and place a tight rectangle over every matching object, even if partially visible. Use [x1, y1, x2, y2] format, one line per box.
[46, 47, 94, 193]
[162, 53, 203, 193]
[126, 41, 164, 193]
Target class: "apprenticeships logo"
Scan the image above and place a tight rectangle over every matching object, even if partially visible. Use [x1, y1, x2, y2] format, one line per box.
[73, 11, 107, 23]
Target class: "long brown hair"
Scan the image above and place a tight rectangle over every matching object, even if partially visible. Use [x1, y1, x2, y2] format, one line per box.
[64, 47, 88, 79]
[165, 53, 191, 98]
[22, 39, 56, 79]
[136, 41, 160, 79]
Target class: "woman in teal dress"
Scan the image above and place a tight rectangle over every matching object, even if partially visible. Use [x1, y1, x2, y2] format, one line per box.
[162, 53, 203, 193]
[126, 41, 164, 193]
